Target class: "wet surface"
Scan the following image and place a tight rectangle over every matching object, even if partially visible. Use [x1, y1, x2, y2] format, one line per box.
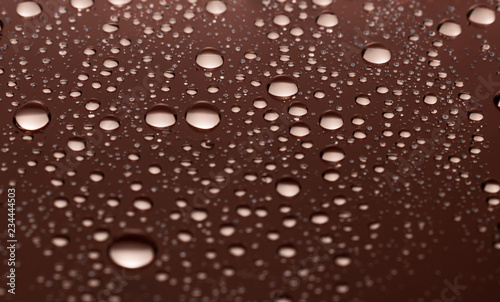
[0, 0, 500, 301]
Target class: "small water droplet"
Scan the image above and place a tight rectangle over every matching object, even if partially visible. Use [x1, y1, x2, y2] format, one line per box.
[276, 178, 301, 198]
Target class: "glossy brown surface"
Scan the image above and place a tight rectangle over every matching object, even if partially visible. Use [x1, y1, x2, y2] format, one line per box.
[1, 0, 500, 301]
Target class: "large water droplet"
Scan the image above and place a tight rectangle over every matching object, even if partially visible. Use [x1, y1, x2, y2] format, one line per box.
[278, 245, 297, 258]
[276, 178, 301, 198]
[16, 1, 42, 18]
[438, 20, 462, 37]
[145, 105, 176, 129]
[289, 122, 311, 137]
[313, 0, 332, 6]
[267, 76, 298, 99]
[321, 146, 346, 163]
[468, 6, 496, 26]
[108, 235, 156, 269]
[316, 12, 338, 27]
[362, 43, 391, 64]
[483, 180, 500, 194]
[320, 111, 343, 130]
[14, 102, 50, 131]
[99, 116, 121, 131]
[206, 0, 227, 15]
[423, 94, 438, 105]
[186, 102, 221, 130]
[71, 0, 94, 9]
[108, 0, 132, 6]
[196, 49, 223, 69]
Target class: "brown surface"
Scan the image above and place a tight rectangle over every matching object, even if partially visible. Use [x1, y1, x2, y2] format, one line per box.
[1, 0, 500, 301]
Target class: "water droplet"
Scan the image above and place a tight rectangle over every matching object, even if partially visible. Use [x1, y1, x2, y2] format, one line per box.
[321, 146, 346, 163]
[14, 102, 50, 131]
[423, 94, 438, 105]
[99, 116, 120, 131]
[133, 198, 153, 211]
[186, 102, 221, 130]
[316, 12, 338, 28]
[16, 1, 42, 18]
[71, 0, 94, 9]
[320, 111, 343, 130]
[276, 178, 301, 198]
[483, 180, 500, 194]
[355, 96, 371, 107]
[108, 0, 132, 7]
[311, 212, 329, 225]
[273, 14, 290, 26]
[196, 49, 223, 69]
[334, 255, 352, 267]
[289, 122, 311, 137]
[108, 235, 156, 269]
[67, 137, 86, 151]
[362, 43, 391, 64]
[145, 105, 176, 129]
[51, 236, 69, 247]
[468, 6, 495, 25]
[278, 245, 297, 258]
[323, 169, 340, 182]
[468, 111, 484, 121]
[313, 0, 332, 6]
[206, 0, 227, 15]
[438, 20, 462, 37]
[267, 76, 299, 99]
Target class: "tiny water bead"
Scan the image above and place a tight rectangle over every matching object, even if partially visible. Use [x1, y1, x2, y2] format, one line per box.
[438, 20, 462, 37]
[108, 235, 156, 269]
[195, 49, 224, 69]
[321, 146, 346, 163]
[14, 102, 50, 131]
[276, 178, 301, 198]
[320, 112, 343, 130]
[267, 76, 299, 99]
[145, 105, 176, 129]
[467, 6, 496, 25]
[99, 116, 121, 131]
[362, 44, 391, 64]
[16, 1, 42, 18]
[206, 0, 227, 15]
[316, 12, 339, 28]
[185, 102, 221, 130]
